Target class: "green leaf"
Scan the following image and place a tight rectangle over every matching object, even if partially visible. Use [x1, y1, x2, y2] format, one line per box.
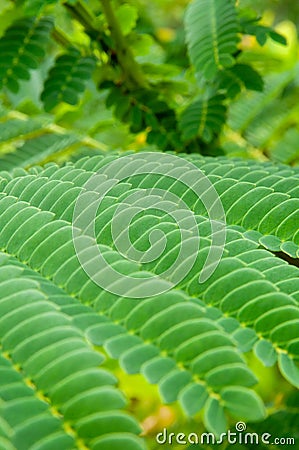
[191, 347, 244, 376]
[185, 0, 239, 78]
[180, 95, 226, 142]
[1, 150, 299, 444]
[142, 357, 176, 384]
[0, 17, 53, 93]
[41, 48, 95, 111]
[221, 386, 266, 421]
[218, 64, 264, 98]
[120, 344, 160, 373]
[240, 16, 287, 47]
[278, 354, 299, 388]
[178, 383, 208, 416]
[254, 340, 277, 367]
[203, 397, 227, 437]
[232, 327, 258, 352]
[159, 370, 192, 403]
[205, 364, 258, 388]
[23, 0, 59, 16]
[116, 4, 138, 36]
[62, 387, 127, 421]
[91, 434, 146, 450]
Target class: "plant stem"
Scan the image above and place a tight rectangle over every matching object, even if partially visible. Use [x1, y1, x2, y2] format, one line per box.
[65, 0, 149, 89]
[51, 26, 73, 49]
[64, 0, 98, 34]
[99, 0, 149, 89]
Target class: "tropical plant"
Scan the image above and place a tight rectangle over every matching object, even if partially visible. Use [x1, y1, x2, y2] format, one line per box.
[0, 150, 299, 448]
[0, 1, 298, 450]
[0, 0, 298, 162]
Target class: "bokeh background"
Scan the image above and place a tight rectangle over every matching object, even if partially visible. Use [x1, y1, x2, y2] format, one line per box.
[0, 1, 298, 448]
[0, 0, 298, 166]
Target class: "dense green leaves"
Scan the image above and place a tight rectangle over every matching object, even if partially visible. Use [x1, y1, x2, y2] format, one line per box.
[0, 151, 298, 445]
[218, 64, 264, 98]
[0, 260, 145, 450]
[271, 129, 299, 164]
[0, 16, 53, 93]
[0, 0, 293, 158]
[0, 0, 298, 447]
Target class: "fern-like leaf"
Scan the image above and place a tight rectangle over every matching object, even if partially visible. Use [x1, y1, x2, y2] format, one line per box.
[180, 95, 226, 142]
[228, 70, 294, 134]
[41, 48, 96, 111]
[0, 17, 53, 93]
[0, 259, 145, 449]
[0, 152, 298, 438]
[185, 0, 239, 78]
[218, 64, 264, 98]
[270, 128, 299, 165]
[0, 108, 106, 170]
[239, 14, 287, 46]
[0, 134, 78, 171]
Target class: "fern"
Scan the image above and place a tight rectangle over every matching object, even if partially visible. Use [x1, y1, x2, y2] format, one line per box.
[0, 152, 298, 443]
[185, 0, 239, 78]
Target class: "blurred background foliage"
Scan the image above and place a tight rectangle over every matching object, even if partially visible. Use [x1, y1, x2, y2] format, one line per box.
[0, 1, 298, 447]
[0, 0, 298, 169]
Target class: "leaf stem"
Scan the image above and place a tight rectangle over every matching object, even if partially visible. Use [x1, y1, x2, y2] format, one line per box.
[99, 0, 149, 89]
[65, 0, 149, 89]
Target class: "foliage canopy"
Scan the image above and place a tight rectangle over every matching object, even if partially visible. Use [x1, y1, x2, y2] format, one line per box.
[0, 1, 298, 449]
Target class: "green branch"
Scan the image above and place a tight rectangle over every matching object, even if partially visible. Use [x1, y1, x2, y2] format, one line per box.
[65, 0, 149, 89]
[51, 26, 73, 49]
[99, 0, 149, 89]
[64, 0, 99, 33]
